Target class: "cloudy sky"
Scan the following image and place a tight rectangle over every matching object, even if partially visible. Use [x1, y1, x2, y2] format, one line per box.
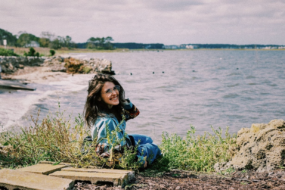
[1, 0, 285, 45]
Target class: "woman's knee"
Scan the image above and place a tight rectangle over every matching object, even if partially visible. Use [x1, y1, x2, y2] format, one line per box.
[129, 134, 153, 144]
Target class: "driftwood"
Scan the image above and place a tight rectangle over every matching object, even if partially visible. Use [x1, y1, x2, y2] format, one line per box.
[0, 80, 35, 91]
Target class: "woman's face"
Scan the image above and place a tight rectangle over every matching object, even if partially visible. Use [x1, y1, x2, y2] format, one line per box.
[100, 82, 120, 108]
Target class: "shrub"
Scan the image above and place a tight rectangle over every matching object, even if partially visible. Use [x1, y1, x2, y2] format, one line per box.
[0, 110, 94, 168]
[24, 47, 39, 57]
[80, 66, 91, 74]
[0, 109, 236, 172]
[0, 109, 141, 170]
[159, 126, 236, 172]
[0, 48, 18, 56]
[50, 49, 56, 56]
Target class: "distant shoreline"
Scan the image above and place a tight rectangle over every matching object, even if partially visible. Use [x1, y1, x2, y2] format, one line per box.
[1, 46, 285, 57]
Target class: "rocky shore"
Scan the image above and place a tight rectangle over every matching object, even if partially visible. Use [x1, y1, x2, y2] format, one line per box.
[0, 56, 114, 84]
[215, 119, 285, 173]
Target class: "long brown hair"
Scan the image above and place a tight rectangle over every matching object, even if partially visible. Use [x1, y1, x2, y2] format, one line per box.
[83, 74, 126, 127]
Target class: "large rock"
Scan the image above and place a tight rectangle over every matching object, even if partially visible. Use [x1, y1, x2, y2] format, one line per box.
[63, 57, 114, 74]
[97, 59, 112, 73]
[0, 56, 45, 74]
[0, 56, 115, 75]
[64, 57, 85, 74]
[215, 119, 285, 173]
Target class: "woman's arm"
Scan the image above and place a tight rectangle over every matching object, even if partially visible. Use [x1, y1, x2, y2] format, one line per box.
[122, 99, 140, 121]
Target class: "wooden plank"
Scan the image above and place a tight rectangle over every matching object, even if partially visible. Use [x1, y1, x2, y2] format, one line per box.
[0, 169, 74, 190]
[17, 164, 68, 175]
[50, 171, 127, 187]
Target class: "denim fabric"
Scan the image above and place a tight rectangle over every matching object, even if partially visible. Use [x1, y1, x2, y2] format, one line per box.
[129, 134, 161, 165]
[92, 116, 130, 148]
[91, 100, 161, 166]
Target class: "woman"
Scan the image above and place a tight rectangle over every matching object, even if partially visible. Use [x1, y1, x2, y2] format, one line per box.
[84, 74, 161, 167]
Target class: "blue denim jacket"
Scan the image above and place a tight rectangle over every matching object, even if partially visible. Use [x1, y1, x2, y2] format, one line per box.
[91, 100, 139, 156]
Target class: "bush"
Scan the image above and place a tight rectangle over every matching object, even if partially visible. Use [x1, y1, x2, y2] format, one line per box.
[0, 111, 98, 168]
[24, 47, 39, 57]
[0, 109, 142, 170]
[50, 49, 56, 56]
[80, 66, 91, 74]
[0, 109, 237, 172]
[0, 48, 18, 56]
[160, 126, 236, 172]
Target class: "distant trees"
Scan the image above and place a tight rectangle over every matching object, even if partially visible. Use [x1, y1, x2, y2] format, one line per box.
[0, 28, 115, 50]
[87, 36, 114, 50]
[39, 32, 75, 49]
[17, 32, 40, 47]
[50, 35, 76, 50]
[39, 31, 53, 47]
[0, 29, 17, 46]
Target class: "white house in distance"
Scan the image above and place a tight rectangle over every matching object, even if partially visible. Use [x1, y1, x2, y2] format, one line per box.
[26, 41, 40, 48]
[185, 44, 198, 49]
[178, 44, 198, 49]
[163, 45, 179, 49]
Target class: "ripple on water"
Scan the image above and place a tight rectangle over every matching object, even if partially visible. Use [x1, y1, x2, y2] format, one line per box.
[223, 93, 239, 99]
[227, 83, 239, 87]
[246, 75, 256, 79]
[247, 83, 257, 85]
[227, 72, 241, 76]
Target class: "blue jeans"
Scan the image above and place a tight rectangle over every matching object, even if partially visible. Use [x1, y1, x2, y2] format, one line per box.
[129, 134, 161, 165]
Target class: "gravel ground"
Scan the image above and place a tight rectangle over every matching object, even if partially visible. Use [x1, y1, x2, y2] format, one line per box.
[74, 169, 285, 190]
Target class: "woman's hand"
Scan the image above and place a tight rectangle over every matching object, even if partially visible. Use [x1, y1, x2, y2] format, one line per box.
[121, 99, 130, 106]
[121, 98, 133, 110]
[144, 161, 148, 168]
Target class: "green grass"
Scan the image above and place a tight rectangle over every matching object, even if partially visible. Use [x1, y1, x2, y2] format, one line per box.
[159, 126, 236, 172]
[0, 109, 142, 170]
[0, 111, 236, 173]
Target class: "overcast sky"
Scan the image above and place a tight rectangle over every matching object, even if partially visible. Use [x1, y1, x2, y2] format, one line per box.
[1, 0, 285, 45]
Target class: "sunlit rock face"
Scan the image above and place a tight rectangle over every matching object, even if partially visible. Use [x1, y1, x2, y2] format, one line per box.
[215, 119, 285, 173]
[44, 56, 114, 74]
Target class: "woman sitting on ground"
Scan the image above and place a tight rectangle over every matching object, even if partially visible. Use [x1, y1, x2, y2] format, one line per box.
[84, 74, 161, 167]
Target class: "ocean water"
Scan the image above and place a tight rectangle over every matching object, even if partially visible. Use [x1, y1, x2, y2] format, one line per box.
[1, 50, 284, 143]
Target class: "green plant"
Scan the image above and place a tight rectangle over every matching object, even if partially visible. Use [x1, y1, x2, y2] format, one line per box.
[241, 169, 247, 173]
[82, 66, 91, 74]
[24, 47, 39, 57]
[0, 109, 142, 170]
[159, 126, 236, 172]
[219, 167, 236, 175]
[0, 110, 97, 168]
[225, 167, 235, 175]
[0, 109, 237, 173]
[50, 49, 56, 56]
[0, 48, 18, 56]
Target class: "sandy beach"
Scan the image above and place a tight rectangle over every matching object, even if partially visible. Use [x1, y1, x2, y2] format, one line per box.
[3, 66, 70, 84]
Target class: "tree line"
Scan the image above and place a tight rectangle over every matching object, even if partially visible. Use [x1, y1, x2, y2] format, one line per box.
[0, 28, 114, 50]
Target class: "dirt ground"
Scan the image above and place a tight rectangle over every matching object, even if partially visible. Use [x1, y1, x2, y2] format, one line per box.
[74, 169, 285, 190]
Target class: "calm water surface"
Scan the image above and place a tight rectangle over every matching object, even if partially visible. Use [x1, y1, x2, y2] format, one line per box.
[1, 50, 284, 143]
